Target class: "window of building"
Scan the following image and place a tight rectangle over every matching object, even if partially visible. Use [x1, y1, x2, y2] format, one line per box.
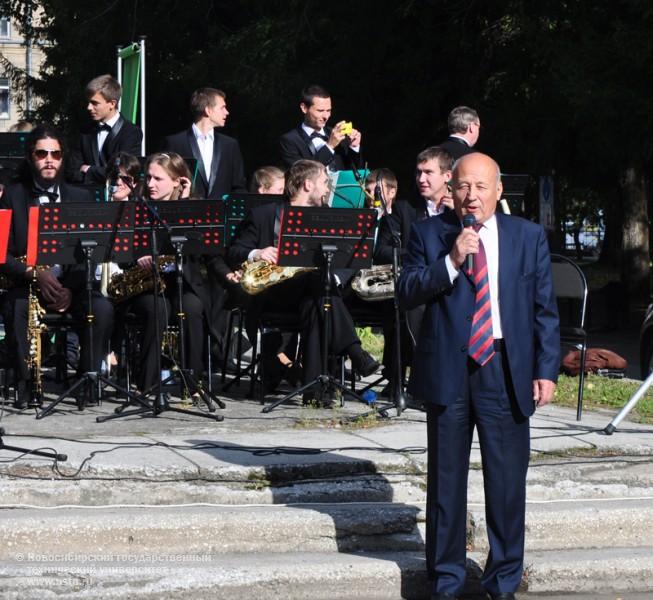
[0, 18, 10, 39]
[0, 78, 10, 119]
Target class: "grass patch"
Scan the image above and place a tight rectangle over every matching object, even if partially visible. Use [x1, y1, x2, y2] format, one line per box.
[555, 373, 653, 423]
[357, 327, 384, 361]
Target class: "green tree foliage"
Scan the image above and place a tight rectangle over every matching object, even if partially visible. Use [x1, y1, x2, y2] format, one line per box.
[2, 0, 652, 302]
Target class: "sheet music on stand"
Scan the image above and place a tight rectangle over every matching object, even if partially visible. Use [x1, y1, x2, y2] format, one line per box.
[277, 205, 377, 269]
[132, 199, 225, 257]
[26, 201, 135, 266]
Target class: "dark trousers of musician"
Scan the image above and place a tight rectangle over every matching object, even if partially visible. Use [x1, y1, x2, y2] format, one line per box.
[114, 292, 168, 391]
[244, 273, 359, 384]
[425, 350, 530, 596]
[1, 286, 114, 383]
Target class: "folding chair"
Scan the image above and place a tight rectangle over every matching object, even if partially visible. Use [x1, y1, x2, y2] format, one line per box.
[551, 254, 588, 421]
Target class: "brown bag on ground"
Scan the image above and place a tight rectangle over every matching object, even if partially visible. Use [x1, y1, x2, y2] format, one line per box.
[561, 347, 627, 376]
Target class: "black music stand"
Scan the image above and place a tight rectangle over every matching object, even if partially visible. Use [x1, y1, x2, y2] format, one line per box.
[30, 202, 146, 418]
[0, 427, 67, 461]
[262, 206, 377, 413]
[99, 198, 226, 422]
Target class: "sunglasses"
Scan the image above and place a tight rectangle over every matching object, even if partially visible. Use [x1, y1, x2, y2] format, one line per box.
[33, 149, 63, 160]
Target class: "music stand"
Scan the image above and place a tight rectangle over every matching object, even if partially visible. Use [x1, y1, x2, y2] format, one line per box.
[262, 206, 377, 413]
[327, 169, 370, 209]
[28, 201, 146, 418]
[223, 193, 285, 246]
[99, 198, 226, 422]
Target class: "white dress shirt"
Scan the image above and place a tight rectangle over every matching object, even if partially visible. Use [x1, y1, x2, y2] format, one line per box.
[445, 213, 502, 338]
[97, 112, 120, 153]
[192, 123, 214, 178]
[426, 198, 447, 217]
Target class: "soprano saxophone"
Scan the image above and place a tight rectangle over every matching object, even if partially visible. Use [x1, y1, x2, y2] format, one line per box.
[26, 273, 47, 405]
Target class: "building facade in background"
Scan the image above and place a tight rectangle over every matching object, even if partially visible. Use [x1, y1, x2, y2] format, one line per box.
[0, 14, 46, 131]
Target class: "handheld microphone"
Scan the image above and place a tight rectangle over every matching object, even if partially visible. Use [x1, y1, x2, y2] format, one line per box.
[462, 214, 476, 273]
[108, 155, 121, 198]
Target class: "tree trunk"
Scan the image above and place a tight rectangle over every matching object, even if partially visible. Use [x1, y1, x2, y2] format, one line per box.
[621, 166, 650, 308]
[599, 187, 622, 267]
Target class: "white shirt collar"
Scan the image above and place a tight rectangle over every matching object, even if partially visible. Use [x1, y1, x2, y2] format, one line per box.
[101, 112, 120, 129]
[192, 123, 215, 142]
[301, 122, 325, 137]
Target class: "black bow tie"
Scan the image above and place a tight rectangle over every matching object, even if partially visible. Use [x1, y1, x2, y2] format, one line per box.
[310, 131, 328, 141]
[97, 122, 112, 133]
[32, 187, 59, 203]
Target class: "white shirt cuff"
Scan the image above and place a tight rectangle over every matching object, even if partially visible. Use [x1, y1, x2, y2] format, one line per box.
[445, 254, 460, 284]
[248, 249, 260, 262]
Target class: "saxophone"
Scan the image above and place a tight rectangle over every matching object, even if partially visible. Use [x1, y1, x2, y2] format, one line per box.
[351, 264, 397, 301]
[107, 255, 176, 302]
[27, 274, 47, 404]
[240, 260, 316, 295]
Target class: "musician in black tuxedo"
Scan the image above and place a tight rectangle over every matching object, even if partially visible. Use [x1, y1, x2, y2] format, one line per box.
[228, 160, 379, 405]
[279, 84, 363, 171]
[66, 75, 143, 185]
[0, 125, 114, 409]
[437, 105, 480, 161]
[163, 88, 247, 200]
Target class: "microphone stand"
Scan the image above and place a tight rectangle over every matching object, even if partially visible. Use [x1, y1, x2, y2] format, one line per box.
[372, 179, 407, 416]
[97, 183, 222, 423]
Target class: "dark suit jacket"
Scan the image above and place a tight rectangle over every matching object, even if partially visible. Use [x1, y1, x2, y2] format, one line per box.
[227, 202, 279, 269]
[373, 196, 433, 265]
[438, 136, 474, 161]
[279, 125, 363, 171]
[163, 128, 247, 199]
[0, 180, 94, 289]
[397, 210, 560, 417]
[67, 114, 143, 185]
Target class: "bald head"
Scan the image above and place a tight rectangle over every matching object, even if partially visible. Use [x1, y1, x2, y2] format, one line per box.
[451, 152, 502, 224]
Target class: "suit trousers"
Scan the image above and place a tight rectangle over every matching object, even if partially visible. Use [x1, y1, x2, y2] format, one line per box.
[425, 349, 530, 596]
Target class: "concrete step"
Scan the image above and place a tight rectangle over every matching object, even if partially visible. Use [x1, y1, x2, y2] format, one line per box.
[0, 504, 425, 559]
[473, 497, 653, 552]
[1, 547, 652, 599]
[2, 497, 653, 562]
[3, 455, 653, 509]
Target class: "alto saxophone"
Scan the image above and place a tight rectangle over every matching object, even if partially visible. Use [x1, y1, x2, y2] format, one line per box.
[27, 273, 47, 404]
[240, 260, 315, 295]
[107, 255, 175, 302]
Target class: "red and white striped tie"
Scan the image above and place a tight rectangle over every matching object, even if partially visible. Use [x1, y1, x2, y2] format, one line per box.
[468, 227, 495, 366]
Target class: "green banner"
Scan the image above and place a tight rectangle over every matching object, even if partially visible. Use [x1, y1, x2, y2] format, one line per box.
[119, 43, 140, 124]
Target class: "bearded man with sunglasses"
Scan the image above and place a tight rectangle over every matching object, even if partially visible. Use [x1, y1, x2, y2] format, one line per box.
[0, 124, 114, 410]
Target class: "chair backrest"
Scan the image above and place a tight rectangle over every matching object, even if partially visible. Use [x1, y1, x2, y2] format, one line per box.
[550, 254, 588, 329]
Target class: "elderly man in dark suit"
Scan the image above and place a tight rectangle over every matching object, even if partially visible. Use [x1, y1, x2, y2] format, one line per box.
[438, 105, 481, 161]
[1, 124, 113, 409]
[398, 152, 560, 600]
[66, 74, 143, 185]
[279, 84, 363, 171]
[163, 87, 247, 199]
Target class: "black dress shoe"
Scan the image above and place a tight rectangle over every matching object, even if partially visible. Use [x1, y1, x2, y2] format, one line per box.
[350, 348, 380, 377]
[489, 593, 516, 600]
[431, 593, 457, 600]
